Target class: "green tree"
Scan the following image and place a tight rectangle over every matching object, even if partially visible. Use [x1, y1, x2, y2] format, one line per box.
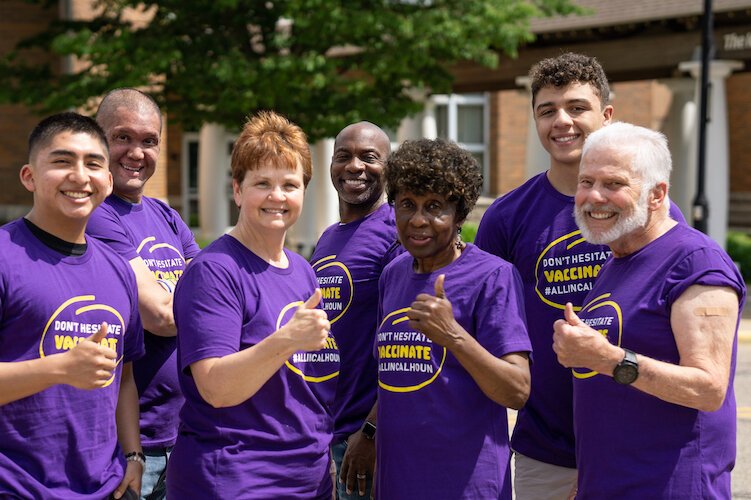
[1, 0, 579, 140]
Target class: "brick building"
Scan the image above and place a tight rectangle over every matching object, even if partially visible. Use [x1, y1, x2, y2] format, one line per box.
[2, 0, 751, 249]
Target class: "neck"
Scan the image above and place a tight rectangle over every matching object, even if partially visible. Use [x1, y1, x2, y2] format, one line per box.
[546, 162, 579, 196]
[339, 198, 384, 224]
[230, 223, 287, 266]
[114, 191, 142, 204]
[610, 211, 676, 258]
[25, 210, 86, 244]
[413, 242, 463, 274]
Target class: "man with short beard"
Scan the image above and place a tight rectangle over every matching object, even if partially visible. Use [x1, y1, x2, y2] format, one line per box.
[554, 122, 744, 498]
[310, 122, 401, 499]
[475, 53, 685, 499]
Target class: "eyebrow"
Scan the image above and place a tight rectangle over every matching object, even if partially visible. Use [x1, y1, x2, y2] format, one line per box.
[535, 98, 592, 112]
[49, 149, 107, 162]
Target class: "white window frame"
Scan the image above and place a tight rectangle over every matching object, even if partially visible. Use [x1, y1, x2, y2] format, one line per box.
[431, 93, 490, 195]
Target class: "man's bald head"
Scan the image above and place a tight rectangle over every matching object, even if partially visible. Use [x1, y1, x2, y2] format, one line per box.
[334, 121, 390, 154]
[96, 88, 162, 132]
[331, 121, 391, 222]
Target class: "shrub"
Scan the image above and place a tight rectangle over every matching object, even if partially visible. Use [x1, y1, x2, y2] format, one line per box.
[461, 221, 478, 244]
[726, 231, 751, 282]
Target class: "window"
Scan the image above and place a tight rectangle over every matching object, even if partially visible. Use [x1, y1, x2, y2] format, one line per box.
[433, 93, 489, 195]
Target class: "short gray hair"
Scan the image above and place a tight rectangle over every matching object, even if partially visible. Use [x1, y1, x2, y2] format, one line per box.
[582, 122, 671, 191]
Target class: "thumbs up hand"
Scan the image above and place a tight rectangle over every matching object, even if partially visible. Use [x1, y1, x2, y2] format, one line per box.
[62, 322, 118, 390]
[407, 274, 463, 348]
[553, 303, 615, 371]
[281, 289, 332, 352]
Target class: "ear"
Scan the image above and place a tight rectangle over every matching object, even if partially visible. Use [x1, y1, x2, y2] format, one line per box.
[602, 104, 614, 125]
[232, 178, 242, 209]
[648, 182, 668, 212]
[19, 164, 35, 193]
[105, 171, 114, 197]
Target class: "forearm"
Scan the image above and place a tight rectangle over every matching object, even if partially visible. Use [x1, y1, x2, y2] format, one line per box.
[194, 331, 298, 408]
[625, 352, 728, 412]
[138, 294, 176, 337]
[448, 331, 530, 409]
[116, 363, 141, 453]
[0, 357, 62, 405]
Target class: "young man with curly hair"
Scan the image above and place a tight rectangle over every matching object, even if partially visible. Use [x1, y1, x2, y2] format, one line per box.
[475, 52, 684, 499]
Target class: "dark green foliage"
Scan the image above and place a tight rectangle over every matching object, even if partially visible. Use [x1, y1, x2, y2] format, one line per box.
[727, 231, 751, 282]
[0, 0, 579, 140]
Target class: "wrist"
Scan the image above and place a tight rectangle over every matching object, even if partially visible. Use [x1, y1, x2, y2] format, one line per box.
[124, 451, 146, 467]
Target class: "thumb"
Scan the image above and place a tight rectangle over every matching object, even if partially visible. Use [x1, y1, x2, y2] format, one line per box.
[564, 303, 582, 326]
[87, 321, 109, 344]
[434, 274, 446, 299]
[302, 288, 322, 309]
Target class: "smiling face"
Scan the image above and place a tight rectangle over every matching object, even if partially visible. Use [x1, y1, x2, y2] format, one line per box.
[394, 190, 460, 273]
[331, 123, 390, 221]
[574, 147, 649, 249]
[534, 82, 613, 171]
[101, 106, 161, 203]
[233, 163, 305, 235]
[21, 131, 112, 242]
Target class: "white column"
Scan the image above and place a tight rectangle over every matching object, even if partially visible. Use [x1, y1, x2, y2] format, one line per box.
[287, 139, 338, 257]
[679, 60, 742, 247]
[422, 100, 438, 139]
[198, 123, 230, 241]
[515, 77, 548, 179]
[658, 78, 696, 223]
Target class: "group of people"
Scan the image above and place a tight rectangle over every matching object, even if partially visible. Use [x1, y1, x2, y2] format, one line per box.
[0, 51, 744, 500]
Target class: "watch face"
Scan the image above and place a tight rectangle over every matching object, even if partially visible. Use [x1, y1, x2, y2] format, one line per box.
[614, 364, 638, 385]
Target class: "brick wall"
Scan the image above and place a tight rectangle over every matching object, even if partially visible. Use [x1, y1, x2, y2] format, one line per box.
[728, 72, 751, 193]
[0, 2, 58, 216]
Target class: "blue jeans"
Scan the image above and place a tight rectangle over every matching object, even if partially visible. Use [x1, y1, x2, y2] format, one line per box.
[331, 439, 373, 500]
[141, 447, 171, 500]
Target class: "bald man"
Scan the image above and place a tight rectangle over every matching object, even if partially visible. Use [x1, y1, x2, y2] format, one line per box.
[310, 122, 401, 499]
[87, 88, 200, 499]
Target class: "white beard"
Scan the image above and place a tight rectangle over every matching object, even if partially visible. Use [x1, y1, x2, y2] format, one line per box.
[575, 188, 650, 245]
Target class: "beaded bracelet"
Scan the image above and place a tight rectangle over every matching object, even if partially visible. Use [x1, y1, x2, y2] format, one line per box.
[125, 451, 146, 465]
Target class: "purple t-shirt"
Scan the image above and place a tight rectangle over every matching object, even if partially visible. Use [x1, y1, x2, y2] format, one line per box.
[0, 218, 144, 499]
[573, 224, 744, 499]
[310, 203, 400, 441]
[375, 244, 531, 499]
[87, 194, 200, 448]
[475, 172, 686, 468]
[168, 235, 339, 499]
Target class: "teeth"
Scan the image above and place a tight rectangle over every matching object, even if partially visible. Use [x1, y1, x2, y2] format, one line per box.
[121, 164, 141, 172]
[263, 209, 285, 214]
[553, 135, 578, 142]
[63, 191, 89, 199]
[589, 212, 614, 220]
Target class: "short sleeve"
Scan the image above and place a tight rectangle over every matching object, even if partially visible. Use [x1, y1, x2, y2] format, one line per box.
[174, 259, 247, 373]
[473, 264, 532, 359]
[666, 247, 745, 307]
[172, 210, 201, 260]
[87, 208, 139, 261]
[475, 204, 512, 262]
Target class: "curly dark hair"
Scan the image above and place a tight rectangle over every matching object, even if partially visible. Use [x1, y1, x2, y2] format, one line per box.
[385, 138, 483, 224]
[529, 52, 610, 107]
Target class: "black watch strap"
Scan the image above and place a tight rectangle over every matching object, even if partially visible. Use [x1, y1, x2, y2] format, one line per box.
[361, 420, 376, 440]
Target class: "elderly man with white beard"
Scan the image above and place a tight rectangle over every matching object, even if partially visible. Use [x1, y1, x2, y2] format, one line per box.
[553, 122, 745, 499]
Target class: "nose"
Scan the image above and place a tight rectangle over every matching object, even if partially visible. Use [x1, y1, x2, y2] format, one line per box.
[345, 156, 365, 173]
[409, 208, 428, 227]
[267, 184, 286, 202]
[552, 109, 574, 128]
[586, 183, 608, 205]
[127, 146, 144, 161]
[68, 161, 89, 183]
